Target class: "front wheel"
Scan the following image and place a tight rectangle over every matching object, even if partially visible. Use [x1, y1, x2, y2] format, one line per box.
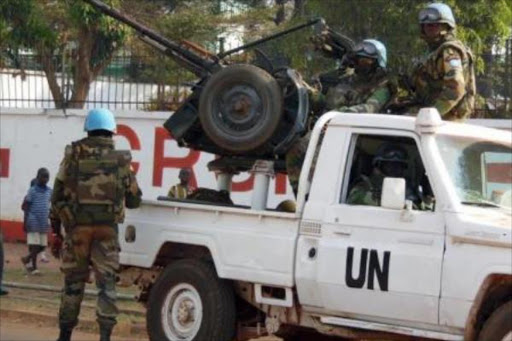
[146, 259, 236, 341]
[477, 300, 512, 341]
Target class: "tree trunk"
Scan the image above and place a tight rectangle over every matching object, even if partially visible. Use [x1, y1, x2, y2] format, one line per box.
[274, 0, 287, 25]
[292, 0, 306, 18]
[39, 49, 65, 109]
[68, 27, 120, 109]
[69, 29, 94, 109]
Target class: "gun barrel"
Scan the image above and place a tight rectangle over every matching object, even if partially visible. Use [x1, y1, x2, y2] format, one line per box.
[218, 18, 321, 59]
[83, 0, 218, 77]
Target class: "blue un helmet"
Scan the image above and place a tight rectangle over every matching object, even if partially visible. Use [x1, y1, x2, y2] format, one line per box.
[419, 3, 456, 29]
[353, 39, 387, 69]
[84, 108, 117, 133]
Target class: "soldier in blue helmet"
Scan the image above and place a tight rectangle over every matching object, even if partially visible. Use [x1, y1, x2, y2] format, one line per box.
[51, 108, 142, 341]
[286, 38, 394, 196]
[394, 3, 475, 120]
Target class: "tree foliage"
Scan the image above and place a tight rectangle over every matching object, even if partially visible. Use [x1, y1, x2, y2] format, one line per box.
[252, 0, 511, 115]
[1, 0, 128, 108]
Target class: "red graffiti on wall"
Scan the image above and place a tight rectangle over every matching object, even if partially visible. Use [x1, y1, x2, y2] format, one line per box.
[116, 124, 141, 174]
[153, 127, 200, 188]
[0, 148, 10, 178]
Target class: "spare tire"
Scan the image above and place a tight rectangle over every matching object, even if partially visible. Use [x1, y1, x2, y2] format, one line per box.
[199, 64, 283, 153]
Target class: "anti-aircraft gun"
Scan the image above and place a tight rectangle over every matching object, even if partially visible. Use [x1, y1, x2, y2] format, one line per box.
[84, 0, 353, 162]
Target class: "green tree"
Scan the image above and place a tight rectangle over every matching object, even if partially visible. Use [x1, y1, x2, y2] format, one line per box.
[258, 0, 511, 116]
[0, 0, 128, 108]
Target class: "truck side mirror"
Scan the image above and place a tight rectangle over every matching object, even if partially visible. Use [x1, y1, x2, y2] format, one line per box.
[381, 177, 406, 210]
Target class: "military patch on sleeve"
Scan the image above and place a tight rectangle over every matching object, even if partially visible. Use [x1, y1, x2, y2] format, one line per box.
[449, 59, 462, 68]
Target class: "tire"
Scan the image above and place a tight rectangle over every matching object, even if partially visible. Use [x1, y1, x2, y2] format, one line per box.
[199, 64, 283, 153]
[146, 259, 236, 341]
[477, 300, 512, 341]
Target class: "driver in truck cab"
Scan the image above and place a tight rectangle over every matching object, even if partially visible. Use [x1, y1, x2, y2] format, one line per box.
[347, 143, 432, 210]
[287, 39, 393, 196]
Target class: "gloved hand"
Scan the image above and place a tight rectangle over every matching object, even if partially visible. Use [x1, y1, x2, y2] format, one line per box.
[51, 233, 63, 259]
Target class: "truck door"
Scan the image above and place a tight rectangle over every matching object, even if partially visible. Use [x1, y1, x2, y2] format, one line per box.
[296, 131, 444, 325]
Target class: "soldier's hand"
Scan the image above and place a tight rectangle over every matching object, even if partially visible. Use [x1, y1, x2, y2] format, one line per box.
[51, 234, 63, 259]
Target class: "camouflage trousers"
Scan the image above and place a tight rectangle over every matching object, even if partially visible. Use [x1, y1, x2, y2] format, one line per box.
[59, 225, 120, 330]
[285, 135, 309, 196]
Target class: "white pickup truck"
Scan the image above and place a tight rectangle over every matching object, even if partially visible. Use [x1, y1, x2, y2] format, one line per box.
[118, 109, 512, 341]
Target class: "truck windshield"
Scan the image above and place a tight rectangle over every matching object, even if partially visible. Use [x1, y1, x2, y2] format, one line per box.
[436, 134, 512, 210]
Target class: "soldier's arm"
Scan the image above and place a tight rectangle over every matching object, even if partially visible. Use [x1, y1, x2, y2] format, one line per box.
[337, 86, 391, 114]
[346, 182, 379, 206]
[51, 147, 71, 210]
[433, 47, 466, 116]
[124, 165, 142, 209]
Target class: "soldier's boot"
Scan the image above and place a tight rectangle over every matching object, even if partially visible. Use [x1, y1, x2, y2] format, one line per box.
[56, 327, 73, 341]
[99, 324, 113, 341]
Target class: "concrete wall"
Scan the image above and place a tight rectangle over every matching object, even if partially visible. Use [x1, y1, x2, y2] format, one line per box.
[0, 108, 293, 240]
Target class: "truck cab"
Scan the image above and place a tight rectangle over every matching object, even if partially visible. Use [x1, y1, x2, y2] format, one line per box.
[119, 109, 512, 341]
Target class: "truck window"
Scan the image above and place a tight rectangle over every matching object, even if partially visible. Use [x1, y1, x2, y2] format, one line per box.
[437, 135, 511, 209]
[342, 134, 434, 211]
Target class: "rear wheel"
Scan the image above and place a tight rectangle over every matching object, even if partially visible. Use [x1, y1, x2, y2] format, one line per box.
[477, 300, 512, 341]
[199, 64, 283, 153]
[146, 259, 236, 341]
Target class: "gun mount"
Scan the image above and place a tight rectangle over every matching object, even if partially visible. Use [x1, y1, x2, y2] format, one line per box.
[84, 0, 351, 160]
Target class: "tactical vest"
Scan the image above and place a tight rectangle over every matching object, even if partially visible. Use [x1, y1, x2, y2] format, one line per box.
[66, 139, 131, 225]
[325, 70, 394, 111]
[415, 39, 476, 120]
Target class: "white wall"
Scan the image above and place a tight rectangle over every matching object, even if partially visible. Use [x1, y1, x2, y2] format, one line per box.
[1, 108, 510, 222]
[0, 108, 294, 222]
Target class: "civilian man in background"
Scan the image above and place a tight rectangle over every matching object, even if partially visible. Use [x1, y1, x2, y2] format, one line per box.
[168, 168, 194, 199]
[21, 168, 52, 275]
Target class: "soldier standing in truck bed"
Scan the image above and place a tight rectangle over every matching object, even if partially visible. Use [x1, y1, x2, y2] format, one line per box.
[393, 3, 475, 121]
[51, 108, 142, 341]
[286, 39, 393, 196]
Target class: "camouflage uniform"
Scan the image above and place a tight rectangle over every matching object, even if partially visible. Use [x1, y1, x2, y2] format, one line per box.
[347, 173, 433, 210]
[347, 173, 384, 206]
[410, 34, 476, 121]
[324, 70, 393, 113]
[51, 136, 141, 333]
[286, 70, 392, 195]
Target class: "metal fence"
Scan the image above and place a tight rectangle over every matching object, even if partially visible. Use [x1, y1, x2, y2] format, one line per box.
[1, 33, 510, 117]
[0, 51, 192, 110]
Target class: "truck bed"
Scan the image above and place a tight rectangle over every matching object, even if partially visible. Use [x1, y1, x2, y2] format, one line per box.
[119, 199, 299, 287]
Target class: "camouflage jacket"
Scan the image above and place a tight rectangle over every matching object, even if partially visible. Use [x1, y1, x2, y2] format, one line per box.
[411, 35, 476, 121]
[347, 174, 384, 206]
[51, 136, 142, 229]
[313, 69, 393, 114]
[347, 173, 433, 210]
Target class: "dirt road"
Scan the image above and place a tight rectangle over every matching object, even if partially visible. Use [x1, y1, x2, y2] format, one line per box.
[0, 320, 135, 341]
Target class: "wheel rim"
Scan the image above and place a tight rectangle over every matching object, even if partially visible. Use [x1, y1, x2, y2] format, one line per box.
[161, 283, 203, 340]
[212, 84, 265, 137]
[503, 331, 512, 341]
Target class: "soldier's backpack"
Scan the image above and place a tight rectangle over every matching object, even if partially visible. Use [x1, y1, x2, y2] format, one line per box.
[67, 140, 132, 225]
